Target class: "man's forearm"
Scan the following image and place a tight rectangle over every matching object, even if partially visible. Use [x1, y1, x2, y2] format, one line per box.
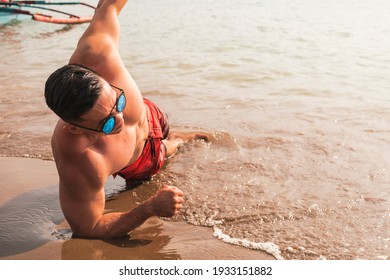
[96, 0, 128, 14]
[68, 186, 182, 239]
[75, 199, 154, 239]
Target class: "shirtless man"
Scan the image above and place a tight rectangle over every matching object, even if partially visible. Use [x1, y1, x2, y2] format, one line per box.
[44, 0, 208, 239]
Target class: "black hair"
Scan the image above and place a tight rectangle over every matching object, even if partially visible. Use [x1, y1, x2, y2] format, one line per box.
[44, 64, 103, 122]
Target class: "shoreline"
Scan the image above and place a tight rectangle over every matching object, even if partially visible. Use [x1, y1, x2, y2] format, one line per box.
[0, 156, 274, 260]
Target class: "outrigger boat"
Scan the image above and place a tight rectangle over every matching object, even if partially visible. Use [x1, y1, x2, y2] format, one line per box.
[0, 0, 95, 24]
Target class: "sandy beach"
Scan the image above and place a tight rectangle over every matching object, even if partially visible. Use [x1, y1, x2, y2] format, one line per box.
[0, 156, 274, 260]
[1, 0, 389, 261]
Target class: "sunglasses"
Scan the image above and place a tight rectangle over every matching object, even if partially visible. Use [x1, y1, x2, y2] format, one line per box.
[70, 84, 127, 135]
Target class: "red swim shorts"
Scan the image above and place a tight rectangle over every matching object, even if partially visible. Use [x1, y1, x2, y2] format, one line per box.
[114, 98, 169, 181]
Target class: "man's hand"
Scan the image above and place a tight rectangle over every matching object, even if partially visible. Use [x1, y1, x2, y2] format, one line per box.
[149, 186, 185, 217]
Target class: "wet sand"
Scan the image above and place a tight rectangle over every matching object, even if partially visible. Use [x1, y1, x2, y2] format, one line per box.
[0, 156, 274, 260]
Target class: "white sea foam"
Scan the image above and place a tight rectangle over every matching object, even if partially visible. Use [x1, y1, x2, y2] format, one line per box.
[213, 227, 285, 260]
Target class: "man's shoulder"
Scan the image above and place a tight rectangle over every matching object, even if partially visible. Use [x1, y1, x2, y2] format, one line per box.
[52, 123, 87, 160]
[52, 127, 108, 178]
[53, 137, 103, 168]
[54, 140, 108, 192]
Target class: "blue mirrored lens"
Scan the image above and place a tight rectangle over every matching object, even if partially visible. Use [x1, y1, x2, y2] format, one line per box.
[117, 94, 126, 112]
[102, 117, 115, 134]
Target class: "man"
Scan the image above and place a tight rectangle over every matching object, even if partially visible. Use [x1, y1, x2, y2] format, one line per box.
[44, 0, 208, 239]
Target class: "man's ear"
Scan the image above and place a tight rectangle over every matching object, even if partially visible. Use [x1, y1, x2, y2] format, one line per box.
[63, 124, 84, 134]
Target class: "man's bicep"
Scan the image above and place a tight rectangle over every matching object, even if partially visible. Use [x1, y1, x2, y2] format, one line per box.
[58, 171, 106, 236]
[78, 2, 120, 49]
[69, 2, 120, 65]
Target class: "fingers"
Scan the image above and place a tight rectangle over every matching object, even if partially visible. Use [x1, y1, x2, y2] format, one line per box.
[175, 198, 184, 215]
[151, 186, 185, 217]
[167, 186, 185, 207]
[167, 132, 213, 142]
[162, 185, 184, 197]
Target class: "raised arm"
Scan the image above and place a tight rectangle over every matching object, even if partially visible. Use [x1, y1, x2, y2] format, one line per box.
[69, 0, 129, 81]
[68, 0, 143, 120]
[83, 0, 128, 44]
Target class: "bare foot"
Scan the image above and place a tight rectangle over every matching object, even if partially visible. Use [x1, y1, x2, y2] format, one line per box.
[168, 131, 212, 142]
[163, 131, 213, 158]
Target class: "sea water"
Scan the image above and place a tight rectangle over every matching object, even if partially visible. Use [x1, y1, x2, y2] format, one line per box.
[0, 0, 389, 259]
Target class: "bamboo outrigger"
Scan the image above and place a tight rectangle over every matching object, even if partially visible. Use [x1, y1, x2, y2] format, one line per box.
[0, 0, 95, 24]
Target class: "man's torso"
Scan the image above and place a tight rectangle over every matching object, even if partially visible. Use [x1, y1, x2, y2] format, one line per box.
[52, 104, 149, 179]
